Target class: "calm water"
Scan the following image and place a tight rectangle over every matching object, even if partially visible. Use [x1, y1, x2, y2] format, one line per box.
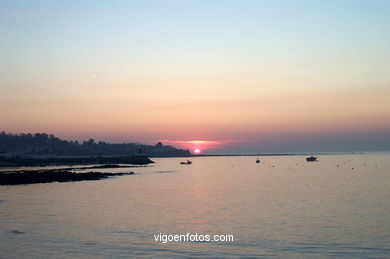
[1, 154, 390, 258]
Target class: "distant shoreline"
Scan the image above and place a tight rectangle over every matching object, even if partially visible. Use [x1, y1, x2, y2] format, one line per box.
[1, 151, 384, 168]
[0, 155, 154, 168]
[191, 152, 366, 157]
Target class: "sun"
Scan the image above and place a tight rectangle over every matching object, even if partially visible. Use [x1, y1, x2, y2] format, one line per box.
[194, 148, 201, 154]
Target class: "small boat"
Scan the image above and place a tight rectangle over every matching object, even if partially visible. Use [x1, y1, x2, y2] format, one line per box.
[306, 156, 318, 162]
[256, 158, 260, 163]
[180, 160, 192, 165]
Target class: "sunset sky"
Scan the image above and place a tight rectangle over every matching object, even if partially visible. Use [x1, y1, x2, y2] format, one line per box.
[1, 0, 389, 153]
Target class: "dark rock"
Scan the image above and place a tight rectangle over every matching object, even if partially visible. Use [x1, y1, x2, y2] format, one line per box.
[0, 169, 134, 185]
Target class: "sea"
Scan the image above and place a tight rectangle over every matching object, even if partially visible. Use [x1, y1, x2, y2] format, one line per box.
[1, 154, 389, 258]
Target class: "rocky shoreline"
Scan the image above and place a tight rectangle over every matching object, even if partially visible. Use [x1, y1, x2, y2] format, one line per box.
[0, 168, 134, 185]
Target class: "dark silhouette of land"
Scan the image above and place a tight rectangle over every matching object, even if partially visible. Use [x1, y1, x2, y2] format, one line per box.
[77, 164, 145, 169]
[0, 132, 191, 167]
[0, 155, 154, 167]
[0, 168, 134, 185]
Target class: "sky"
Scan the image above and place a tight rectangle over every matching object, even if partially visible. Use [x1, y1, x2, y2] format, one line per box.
[1, 0, 389, 153]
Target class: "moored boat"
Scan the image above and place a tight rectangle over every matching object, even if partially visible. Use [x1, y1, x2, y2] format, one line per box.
[306, 156, 318, 162]
[180, 160, 192, 165]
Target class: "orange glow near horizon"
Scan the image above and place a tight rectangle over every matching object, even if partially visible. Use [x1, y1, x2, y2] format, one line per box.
[157, 140, 226, 153]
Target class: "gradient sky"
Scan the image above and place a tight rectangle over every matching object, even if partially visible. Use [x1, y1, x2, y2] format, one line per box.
[1, 0, 389, 153]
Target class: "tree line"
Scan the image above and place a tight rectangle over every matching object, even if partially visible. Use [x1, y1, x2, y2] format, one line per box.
[0, 132, 190, 157]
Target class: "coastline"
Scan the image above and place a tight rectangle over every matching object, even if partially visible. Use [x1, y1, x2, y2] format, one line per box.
[0, 165, 136, 185]
[0, 155, 154, 168]
[0, 151, 374, 168]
